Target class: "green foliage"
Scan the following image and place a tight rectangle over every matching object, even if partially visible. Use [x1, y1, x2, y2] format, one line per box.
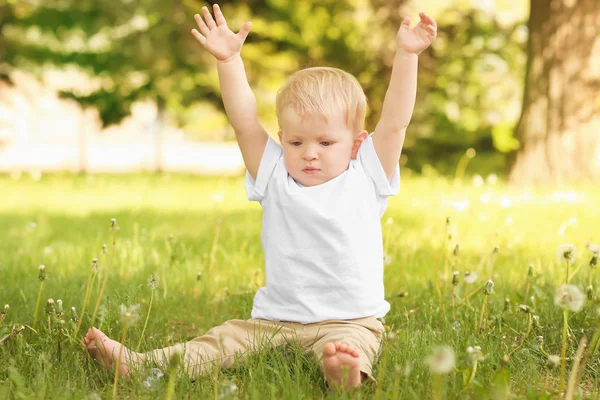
[0, 1, 528, 171]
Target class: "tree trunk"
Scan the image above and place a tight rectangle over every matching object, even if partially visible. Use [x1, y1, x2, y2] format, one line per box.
[509, 0, 600, 184]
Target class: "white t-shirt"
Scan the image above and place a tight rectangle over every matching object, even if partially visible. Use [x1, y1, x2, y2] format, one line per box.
[244, 134, 400, 323]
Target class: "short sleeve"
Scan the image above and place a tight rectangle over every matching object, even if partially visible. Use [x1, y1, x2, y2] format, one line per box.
[357, 133, 400, 197]
[244, 136, 283, 201]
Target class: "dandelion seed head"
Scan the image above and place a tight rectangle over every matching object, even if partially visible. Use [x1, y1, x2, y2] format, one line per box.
[110, 218, 120, 232]
[547, 355, 560, 367]
[148, 274, 159, 290]
[119, 304, 140, 324]
[425, 346, 455, 374]
[554, 284, 584, 312]
[557, 244, 577, 264]
[464, 271, 477, 284]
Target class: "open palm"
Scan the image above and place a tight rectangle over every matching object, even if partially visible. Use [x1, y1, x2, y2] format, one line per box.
[396, 12, 437, 55]
[192, 4, 252, 62]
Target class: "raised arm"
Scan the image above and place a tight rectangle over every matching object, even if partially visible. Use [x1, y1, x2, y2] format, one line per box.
[192, 4, 268, 179]
[373, 12, 437, 179]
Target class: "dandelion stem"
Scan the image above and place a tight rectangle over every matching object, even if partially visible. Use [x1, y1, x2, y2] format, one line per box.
[478, 296, 488, 332]
[558, 310, 569, 396]
[137, 289, 154, 351]
[565, 336, 587, 400]
[74, 270, 97, 338]
[432, 375, 443, 400]
[33, 281, 44, 330]
[565, 260, 570, 284]
[112, 323, 130, 400]
[461, 360, 479, 393]
[92, 230, 117, 328]
[507, 313, 532, 357]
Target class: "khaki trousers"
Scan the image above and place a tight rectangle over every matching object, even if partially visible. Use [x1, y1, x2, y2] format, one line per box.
[136, 316, 384, 382]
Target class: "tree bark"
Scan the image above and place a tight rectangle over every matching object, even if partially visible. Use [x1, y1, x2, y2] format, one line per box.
[509, 0, 600, 184]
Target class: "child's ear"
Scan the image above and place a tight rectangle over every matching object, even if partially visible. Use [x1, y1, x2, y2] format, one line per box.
[351, 130, 369, 160]
[278, 130, 283, 143]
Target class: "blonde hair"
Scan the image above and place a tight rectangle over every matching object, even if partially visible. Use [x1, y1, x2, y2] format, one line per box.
[275, 67, 367, 133]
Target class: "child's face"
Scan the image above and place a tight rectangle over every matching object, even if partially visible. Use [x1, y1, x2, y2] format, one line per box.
[278, 108, 366, 187]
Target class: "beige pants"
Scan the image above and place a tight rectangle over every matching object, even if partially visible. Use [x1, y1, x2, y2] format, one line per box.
[136, 316, 384, 382]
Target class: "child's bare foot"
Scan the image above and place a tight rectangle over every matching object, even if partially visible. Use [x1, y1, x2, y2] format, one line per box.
[83, 327, 132, 378]
[322, 342, 362, 390]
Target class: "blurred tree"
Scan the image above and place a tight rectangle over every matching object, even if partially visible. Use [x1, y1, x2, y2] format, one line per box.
[509, 0, 600, 184]
[0, 0, 530, 175]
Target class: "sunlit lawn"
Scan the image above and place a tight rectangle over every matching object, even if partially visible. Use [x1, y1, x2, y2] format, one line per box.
[1, 172, 599, 399]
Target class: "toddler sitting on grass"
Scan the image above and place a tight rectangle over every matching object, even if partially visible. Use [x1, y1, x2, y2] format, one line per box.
[84, 3, 436, 391]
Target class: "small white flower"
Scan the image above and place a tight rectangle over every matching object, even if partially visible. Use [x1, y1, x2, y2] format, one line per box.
[557, 244, 577, 264]
[554, 284, 584, 312]
[463, 271, 477, 284]
[425, 346, 455, 374]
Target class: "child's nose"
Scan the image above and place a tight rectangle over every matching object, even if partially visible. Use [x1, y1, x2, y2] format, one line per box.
[302, 147, 318, 160]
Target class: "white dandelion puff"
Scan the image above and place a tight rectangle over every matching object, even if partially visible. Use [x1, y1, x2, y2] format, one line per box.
[557, 244, 577, 264]
[554, 284, 584, 312]
[119, 304, 141, 324]
[425, 346, 455, 374]
[464, 271, 477, 284]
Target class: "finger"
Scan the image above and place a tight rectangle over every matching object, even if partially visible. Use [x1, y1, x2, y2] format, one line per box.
[419, 12, 437, 29]
[213, 3, 228, 27]
[237, 21, 252, 42]
[426, 24, 437, 36]
[194, 13, 210, 37]
[401, 16, 411, 30]
[201, 6, 216, 29]
[191, 29, 207, 46]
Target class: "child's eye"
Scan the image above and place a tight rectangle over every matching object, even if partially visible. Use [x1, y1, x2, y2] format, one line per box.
[320, 141, 332, 146]
[290, 141, 301, 146]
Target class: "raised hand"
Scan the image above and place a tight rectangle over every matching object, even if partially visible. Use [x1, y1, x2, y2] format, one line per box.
[396, 12, 437, 55]
[191, 4, 252, 62]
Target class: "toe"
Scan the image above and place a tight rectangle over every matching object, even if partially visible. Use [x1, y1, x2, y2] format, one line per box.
[323, 342, 336, 356]
[339, 343, 348, 353]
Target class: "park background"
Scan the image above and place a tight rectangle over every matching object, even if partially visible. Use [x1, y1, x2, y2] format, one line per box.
[1, 0, 600, 399]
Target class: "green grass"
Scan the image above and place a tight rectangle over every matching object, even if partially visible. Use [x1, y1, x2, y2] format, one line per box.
[1, 172, 599, 399]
